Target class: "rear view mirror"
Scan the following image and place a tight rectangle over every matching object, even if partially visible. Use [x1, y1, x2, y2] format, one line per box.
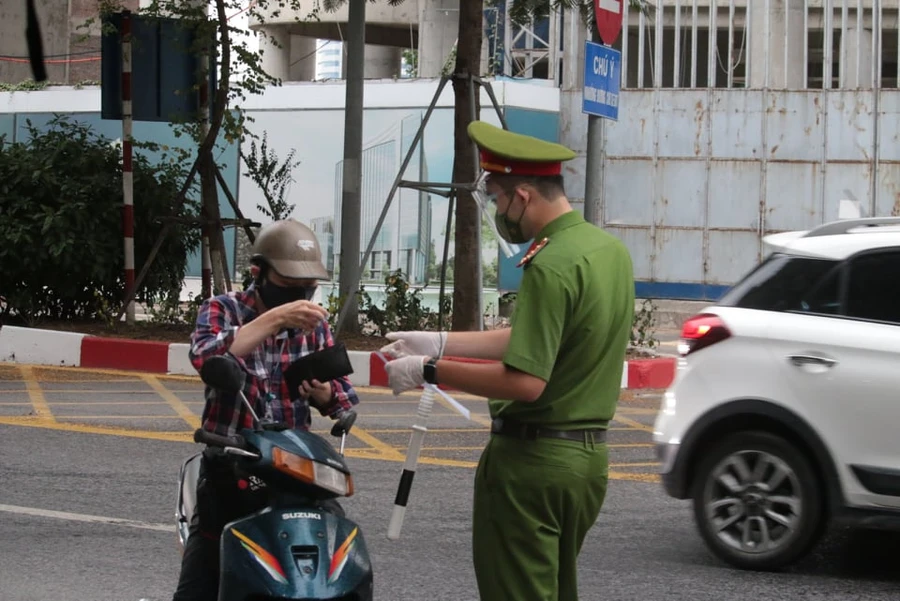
[200, 355, 245, 394]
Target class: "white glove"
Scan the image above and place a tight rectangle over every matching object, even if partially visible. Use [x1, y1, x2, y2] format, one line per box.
[381, 331, 446, 359]
[384, 355, 428, 396]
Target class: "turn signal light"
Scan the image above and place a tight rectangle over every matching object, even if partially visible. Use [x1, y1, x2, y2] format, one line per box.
[678, 314, 731, 357]
[272, 448, 354, 497]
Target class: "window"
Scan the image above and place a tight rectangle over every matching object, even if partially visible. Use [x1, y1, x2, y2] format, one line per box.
[718, 254, 840, 312]
[794, 267, 843, 316]
[844, 251, 900, 325]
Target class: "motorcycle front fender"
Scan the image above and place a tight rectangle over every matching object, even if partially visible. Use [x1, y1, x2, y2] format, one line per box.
[218, 505, 373, 600]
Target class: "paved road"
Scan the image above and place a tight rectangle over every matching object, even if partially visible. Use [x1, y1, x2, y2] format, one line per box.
[0, 363, 897, 601]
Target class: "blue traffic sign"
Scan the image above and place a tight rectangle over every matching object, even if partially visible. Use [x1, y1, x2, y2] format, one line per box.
[583, 41, 621, 121]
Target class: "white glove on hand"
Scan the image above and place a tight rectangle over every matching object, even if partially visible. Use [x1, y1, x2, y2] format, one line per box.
[384, 355, 428, 396]
[381, 331, 446, 359]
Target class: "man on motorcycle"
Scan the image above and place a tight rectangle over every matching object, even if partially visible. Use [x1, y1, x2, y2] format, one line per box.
[172, 219, 360, 601]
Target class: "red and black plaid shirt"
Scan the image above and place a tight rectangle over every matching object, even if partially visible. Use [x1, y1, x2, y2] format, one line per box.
[189, 284, 359, 436]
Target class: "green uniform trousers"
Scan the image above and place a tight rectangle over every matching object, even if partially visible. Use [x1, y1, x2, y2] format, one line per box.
[472, 431, 609, 601]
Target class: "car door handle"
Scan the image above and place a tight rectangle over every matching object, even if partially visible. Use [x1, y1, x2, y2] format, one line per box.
[787, 354, 838, 368]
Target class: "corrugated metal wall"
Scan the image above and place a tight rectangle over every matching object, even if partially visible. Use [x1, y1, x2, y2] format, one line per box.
[574, 0, 900, 300]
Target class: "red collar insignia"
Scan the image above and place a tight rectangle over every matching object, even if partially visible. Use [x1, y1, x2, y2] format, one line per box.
[517, 237, 549, 268]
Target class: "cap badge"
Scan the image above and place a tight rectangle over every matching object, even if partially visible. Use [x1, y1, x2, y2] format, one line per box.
[297, 240, 315, 251]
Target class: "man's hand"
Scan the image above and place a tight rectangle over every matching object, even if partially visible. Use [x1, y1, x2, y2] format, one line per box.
[301, 379, 334, 409]
[381, 331, 445, 359]
[384, 355, 428, 396]
[275, 300, 329, 331]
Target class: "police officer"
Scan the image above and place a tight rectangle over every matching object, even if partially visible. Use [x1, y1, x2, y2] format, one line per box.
[382, 121, 635, 601]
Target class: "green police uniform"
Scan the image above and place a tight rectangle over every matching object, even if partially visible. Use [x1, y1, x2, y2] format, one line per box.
[468, 121, 635, 601]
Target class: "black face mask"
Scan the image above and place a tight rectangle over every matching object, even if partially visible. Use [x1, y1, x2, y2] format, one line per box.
[258, 279, 317, 309]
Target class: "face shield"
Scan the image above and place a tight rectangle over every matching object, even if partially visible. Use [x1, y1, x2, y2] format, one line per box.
[472, 170, 522, 259]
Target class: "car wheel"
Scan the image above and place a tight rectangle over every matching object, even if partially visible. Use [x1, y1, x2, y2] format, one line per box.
[691, 430, 825, 571]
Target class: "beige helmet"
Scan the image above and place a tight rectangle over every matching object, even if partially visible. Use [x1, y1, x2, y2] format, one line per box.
[250, 219, 329, 280]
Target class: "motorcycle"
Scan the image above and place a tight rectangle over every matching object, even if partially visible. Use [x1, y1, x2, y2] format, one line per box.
[176, 354, 373, 600]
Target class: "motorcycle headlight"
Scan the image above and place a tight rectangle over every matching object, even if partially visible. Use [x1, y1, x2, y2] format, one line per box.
[272, 448, 354, 497]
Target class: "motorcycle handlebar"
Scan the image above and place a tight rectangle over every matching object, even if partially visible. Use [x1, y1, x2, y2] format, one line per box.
[193, 429, 246, 449]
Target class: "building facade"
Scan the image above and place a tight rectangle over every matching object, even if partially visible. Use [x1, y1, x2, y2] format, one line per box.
[315, 39, 343, 81]
[0, 0, 140, 85]
[559, 0, 900, 300]
[332, 112, 433, 285]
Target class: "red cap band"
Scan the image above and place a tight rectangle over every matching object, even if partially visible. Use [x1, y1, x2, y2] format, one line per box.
[479, 149, 563, 177]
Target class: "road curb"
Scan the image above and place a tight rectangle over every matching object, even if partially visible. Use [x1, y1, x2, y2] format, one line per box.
[0, 325, 676, 390]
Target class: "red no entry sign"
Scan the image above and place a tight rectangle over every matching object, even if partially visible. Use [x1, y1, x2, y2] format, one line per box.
[594, 0, 624, 46]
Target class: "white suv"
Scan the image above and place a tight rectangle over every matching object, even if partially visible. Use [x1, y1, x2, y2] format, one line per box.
[653, 216, 900, 571]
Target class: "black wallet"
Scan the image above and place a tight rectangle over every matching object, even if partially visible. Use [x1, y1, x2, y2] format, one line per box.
[284, 343, 354, 394]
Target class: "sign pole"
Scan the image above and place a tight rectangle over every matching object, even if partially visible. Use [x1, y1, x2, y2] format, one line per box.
[583, 48, 604, 226]
[121, 10, 136, 325]
[584, 0, 623, 227]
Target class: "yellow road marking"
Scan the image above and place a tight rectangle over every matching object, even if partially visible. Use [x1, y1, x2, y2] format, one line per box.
[613, 415, 654, 433]
[18, 366, 54, 421]
[141, 374, 200, 429]
[354, 386, 485, 401]
[616, 407, 660, 415]
[1, 401, 178, 406]
[0, 389, 171, 395]
[349, 426, 406, 461]
[0, 417, 660, 482]
[0, 363, 199, 382]
[55, 416, 193, 420]
[0, 416, 192, 442]
[361, 427, 487, 433]
[384, 444, 657, 451]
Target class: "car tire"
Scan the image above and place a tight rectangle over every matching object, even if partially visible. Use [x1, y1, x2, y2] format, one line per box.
[691, 430, 825, 571]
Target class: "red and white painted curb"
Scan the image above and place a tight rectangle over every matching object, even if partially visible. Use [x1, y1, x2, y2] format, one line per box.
[0, 325, 676, 390]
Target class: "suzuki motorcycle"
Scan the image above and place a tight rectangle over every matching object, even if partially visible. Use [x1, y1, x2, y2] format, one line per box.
[176, 354, 373, 600]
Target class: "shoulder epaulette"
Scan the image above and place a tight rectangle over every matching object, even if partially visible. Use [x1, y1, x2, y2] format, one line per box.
[517, 237, 550, 268]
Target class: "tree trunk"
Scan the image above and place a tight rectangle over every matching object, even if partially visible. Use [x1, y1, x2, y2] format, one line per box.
[450, 0, 484, 331]
[200, 154, 228, 294]
[199, 0, 232, 296]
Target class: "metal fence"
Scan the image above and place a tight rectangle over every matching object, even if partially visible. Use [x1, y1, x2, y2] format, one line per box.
[621, 0, 898, 90]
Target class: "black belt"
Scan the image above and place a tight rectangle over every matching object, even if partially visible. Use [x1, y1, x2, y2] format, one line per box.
[490, 418, 607, 443]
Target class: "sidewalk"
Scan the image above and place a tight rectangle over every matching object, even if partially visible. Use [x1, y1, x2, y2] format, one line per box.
[0, 324, 678, 391]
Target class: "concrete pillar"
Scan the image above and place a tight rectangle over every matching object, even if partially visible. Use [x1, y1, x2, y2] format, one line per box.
[748, 0, 805, 88]
[843, 19, 874, 88]
[289, 35, 317, 81]
[418, 0, 460, 77]
[363, 45, 402, 79]
[259, 26, 290, 83]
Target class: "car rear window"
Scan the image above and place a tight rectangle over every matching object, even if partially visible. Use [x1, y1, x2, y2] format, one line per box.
[717, 254, 840, 312]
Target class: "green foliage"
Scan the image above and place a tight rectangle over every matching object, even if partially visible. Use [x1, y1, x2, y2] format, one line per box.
[146, 290, 205, 326]
[631, 298, 659, 350]
[0, 80, 101, 92]
[359, 270, 451, 336]
[0, 116, 200, 323]
[241, 131, 301, 221]
[401, 49, 418, 78]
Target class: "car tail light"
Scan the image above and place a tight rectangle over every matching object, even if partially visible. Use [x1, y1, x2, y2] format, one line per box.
[678, 314, 731, 357]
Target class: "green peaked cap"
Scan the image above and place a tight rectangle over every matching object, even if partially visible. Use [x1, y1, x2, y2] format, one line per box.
[467, 121, 577, 163]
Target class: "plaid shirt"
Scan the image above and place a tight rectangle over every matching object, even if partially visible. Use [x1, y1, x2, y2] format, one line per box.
[189, 283, 360, 436]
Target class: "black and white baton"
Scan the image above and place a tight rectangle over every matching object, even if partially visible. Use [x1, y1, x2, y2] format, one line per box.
[376, 352, 470, 540]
